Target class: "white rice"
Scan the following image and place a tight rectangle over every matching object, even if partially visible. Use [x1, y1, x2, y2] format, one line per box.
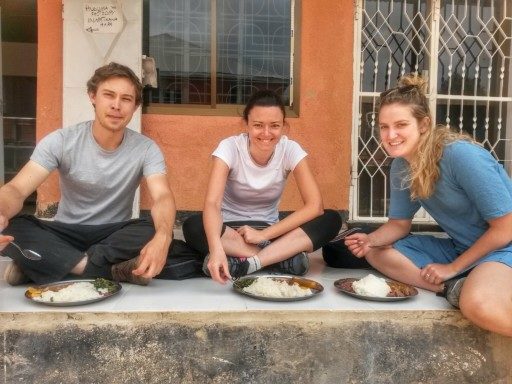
[34, 282, 107, 303]
[243, 277, 312, 298]
[352, 274, 391, 297]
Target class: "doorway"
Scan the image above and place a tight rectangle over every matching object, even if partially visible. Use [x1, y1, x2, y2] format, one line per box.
[0, 0, 37, 211]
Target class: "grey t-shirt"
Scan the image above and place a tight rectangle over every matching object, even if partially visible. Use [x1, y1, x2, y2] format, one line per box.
[31, 120, 166, 224]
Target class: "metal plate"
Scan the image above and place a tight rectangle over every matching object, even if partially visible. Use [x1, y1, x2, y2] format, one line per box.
[233, 275, 323, 302]
[334, 277, 418, 302]
[25, 279, 122, 307]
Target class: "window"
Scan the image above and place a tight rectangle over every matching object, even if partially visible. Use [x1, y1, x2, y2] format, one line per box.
[142, 0, 298, 116]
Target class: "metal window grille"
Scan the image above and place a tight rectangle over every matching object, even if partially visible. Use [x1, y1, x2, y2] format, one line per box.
[352, 0, 512, 222]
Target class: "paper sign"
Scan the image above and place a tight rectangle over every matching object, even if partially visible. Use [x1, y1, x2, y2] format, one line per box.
[84, 3, 123, 33]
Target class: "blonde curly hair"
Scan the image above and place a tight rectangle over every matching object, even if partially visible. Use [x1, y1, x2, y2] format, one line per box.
[378, 73, 474, 199]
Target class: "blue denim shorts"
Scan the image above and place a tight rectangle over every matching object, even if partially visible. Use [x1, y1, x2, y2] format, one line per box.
[393, 234, 512, 273]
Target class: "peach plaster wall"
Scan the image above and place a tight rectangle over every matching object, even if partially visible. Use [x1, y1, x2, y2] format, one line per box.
[36, 0, 62, 214]
[37, 0, 354, 214]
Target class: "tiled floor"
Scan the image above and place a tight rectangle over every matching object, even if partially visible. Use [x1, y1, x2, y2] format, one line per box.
[0, 249, 453, 313]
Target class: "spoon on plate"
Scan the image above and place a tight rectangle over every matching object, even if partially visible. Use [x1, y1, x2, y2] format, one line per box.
[8, 241, 42, 261]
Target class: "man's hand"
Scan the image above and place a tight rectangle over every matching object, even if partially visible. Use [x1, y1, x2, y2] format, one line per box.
[0, 234, 14, 253]
[236, 226, 267, 245]
[132, 233, 171, 278]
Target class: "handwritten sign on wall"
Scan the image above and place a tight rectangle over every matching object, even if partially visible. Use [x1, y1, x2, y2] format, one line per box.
[84, 3, 123, 33]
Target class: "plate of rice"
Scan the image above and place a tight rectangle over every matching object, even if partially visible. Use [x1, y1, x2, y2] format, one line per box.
[232, 275, 323, 302]
[334, 274, 418, 302]
[25, 278, 122, 306]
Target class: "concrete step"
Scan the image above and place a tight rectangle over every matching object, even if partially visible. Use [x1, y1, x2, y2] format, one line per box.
[2, 310, 511, 384]
[1, 228, 511, 383]
[1, 249, 512, 383]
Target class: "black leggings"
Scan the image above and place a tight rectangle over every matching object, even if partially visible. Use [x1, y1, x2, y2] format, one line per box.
[2, 214, 157, 284]
[182, 209, 343, 255]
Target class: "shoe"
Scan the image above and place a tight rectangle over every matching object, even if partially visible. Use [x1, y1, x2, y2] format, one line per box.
[227, 256, 250, 277]
[437, 277, 466, 308]
[202, 254, 250, 278]
[275, 251, 309, 276]
[4, 260, 30, 286]
[202, 254, 210, 276]
[111, 257, 151, 286]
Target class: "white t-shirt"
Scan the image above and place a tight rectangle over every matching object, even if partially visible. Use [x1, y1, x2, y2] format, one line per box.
[213, 133, 307, 224]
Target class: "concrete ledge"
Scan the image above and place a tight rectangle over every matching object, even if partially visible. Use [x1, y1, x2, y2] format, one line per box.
[2, 311, 511, 384]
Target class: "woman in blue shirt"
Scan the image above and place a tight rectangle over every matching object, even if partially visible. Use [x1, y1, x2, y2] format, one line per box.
[345, 74, 512, 336]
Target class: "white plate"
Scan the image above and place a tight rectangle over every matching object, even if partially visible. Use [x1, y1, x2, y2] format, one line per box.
[233, 275, 323, 302]
[25, 279, 122, 306]
[334, 277, 418, 302]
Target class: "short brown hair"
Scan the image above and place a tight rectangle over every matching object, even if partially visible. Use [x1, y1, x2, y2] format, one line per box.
[86, 62, 143, 106]
[242, 89, 286, 122]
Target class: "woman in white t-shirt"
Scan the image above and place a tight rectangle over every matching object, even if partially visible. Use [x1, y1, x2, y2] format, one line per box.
[183, 90, 342, 283]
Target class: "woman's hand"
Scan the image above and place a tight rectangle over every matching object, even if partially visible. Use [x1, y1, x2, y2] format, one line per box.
[236, 225, 267, 245]
[420, 263, 459, 285]
[207, 249, 232, 284]
[345, 233, 372, 258]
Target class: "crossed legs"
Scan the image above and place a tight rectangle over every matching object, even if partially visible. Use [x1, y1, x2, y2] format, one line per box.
[182, 210, 342, 267]
[220, 225, 313, 267]
[3, 215, 155, 284]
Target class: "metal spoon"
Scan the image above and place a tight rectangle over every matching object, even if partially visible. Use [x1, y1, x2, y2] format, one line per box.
[331, 227, 363, 242]
[9, 241, 42, 261]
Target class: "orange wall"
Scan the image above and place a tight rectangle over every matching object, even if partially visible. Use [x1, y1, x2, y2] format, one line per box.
[37, 0, 354, 213]
[36, 0, 62, 211]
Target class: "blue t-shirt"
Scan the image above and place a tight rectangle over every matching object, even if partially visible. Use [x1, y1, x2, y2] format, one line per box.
[389, 140, 512, 252]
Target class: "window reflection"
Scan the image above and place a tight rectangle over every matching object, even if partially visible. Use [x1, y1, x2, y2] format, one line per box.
[144, 0, 292, 106]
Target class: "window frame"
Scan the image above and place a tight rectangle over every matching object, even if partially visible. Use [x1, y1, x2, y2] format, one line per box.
[142, 0, 301, 117]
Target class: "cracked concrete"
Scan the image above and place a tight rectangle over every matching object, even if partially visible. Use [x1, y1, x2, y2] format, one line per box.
[1, 311, 511, 384]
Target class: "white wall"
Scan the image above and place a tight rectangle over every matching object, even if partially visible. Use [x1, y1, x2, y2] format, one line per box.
[62, 0, 142, 131]
[62, 0, 143, 215]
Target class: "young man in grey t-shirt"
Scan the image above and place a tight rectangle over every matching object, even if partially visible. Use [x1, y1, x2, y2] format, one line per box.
[0, 63, 176, 286]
